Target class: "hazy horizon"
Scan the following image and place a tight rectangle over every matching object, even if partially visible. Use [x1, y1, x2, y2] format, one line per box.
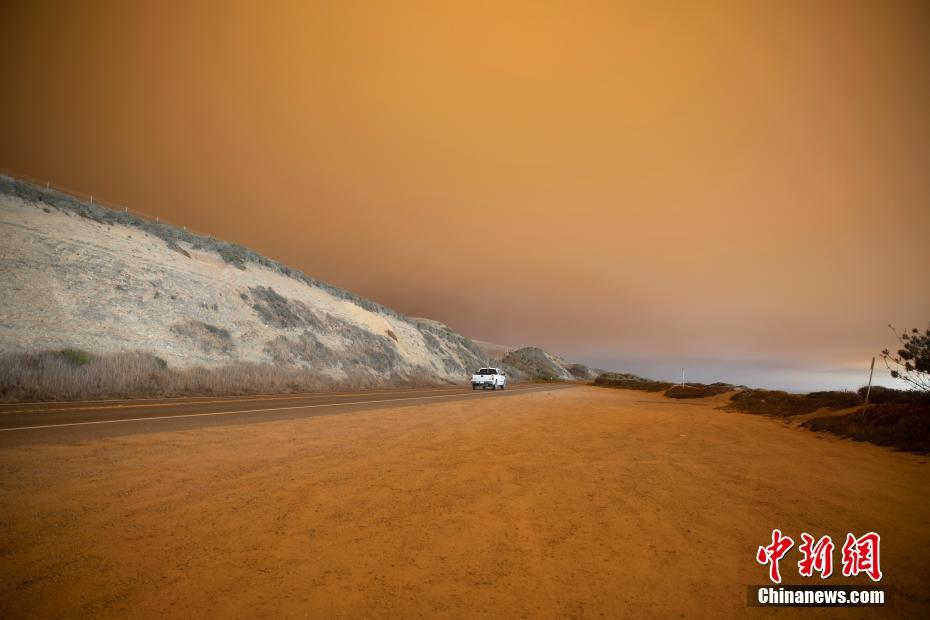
[2, 0, 928, 392]
[452, 324, 903, 392]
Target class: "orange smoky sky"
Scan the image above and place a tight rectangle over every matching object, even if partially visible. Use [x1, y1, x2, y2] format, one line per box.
[2, 0, 929, 389]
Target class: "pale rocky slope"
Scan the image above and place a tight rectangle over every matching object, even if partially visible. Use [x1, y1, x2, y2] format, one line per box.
[469, 338, 522, 362]
[0, 176, 487, 385]
[468, 337, 598, 382]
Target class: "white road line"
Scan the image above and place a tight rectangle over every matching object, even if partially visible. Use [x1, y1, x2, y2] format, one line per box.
[0, 386, 559, 432]
[1, 385, 476, 407]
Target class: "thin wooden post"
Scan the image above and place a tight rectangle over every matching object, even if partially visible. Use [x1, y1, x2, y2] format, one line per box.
[864, 357, 875, 407]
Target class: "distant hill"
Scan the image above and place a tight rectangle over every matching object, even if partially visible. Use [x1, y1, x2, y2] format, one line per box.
[450, 334, 599, 382]
[469, 338, 521, 362]
[502, 347, 575, 382]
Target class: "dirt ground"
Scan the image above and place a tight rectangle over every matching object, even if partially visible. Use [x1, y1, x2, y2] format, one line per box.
[1, 386, 927, 618]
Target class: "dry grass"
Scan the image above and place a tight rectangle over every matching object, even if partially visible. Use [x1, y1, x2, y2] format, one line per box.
[663, 383, 733, 399]
[0, 350, 446, 402]
[593, 372, 673, 392]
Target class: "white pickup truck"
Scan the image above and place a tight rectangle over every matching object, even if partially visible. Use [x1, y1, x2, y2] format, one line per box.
[471, 367, 507, 390]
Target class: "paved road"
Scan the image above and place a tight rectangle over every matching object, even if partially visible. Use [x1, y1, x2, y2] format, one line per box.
[0, 383, 573, 446]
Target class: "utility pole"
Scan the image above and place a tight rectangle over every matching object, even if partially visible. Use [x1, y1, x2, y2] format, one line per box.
[863, 357, 875, 407]
[681, 367, 685, 387]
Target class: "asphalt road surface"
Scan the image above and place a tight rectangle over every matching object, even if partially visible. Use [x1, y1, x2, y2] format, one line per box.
[0, 383, 573, 446]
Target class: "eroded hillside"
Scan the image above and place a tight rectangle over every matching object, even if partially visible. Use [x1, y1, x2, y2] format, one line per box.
[0, 176, 485, 386]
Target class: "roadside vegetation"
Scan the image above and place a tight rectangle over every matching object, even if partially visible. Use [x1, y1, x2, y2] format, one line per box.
[0, 349, 443, 402]
[805, 399, 930, 452]
[594, 375, 928, 453]
[594, 373, 734, 398]
[726, 389, 862, 416]
[593, 372, 673, 392]
[664, 383, 733, 399]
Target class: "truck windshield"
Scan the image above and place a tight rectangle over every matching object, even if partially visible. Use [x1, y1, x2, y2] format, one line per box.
[477, 369, 496, 375]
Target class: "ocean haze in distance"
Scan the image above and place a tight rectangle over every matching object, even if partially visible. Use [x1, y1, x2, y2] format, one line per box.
[1, 1, 928, 392]
[575, 356, 896, 393]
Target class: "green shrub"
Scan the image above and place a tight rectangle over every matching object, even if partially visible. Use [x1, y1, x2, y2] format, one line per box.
[56, 349, 92, 367]
[216, 245, 248, 270]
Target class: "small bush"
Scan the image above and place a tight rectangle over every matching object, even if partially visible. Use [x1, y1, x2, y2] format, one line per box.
[442, 357, 464, 374]
[170, 321, 235, 355]
[594, 373, 673, 392]
[216, 245, 248, 270]
[263, 333, 334, 366]
[55, 348, 92, 367]
[248, 286, 323, 330]
[165, 239, 191, 258]
[805, 402, 930, 452]
[665, 383, 733, 399]
[421, 331, 443, 354]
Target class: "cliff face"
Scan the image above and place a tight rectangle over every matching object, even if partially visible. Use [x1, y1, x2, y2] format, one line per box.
[0, 176, 485, 385]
